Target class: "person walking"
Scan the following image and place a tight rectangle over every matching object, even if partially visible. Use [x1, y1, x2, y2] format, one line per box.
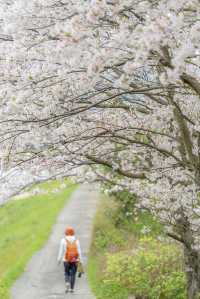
[57, 227, 82, 293]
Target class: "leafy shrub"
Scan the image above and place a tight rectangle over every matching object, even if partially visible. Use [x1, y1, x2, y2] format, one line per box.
[0, 283, 8, 299]
[111, 190, 137, 225]
[96, 281, 128, 299]
[88, 199, 186, 299]
[94, 227, 125, 250]
[105, 237, 186, 299]
[162, 271, 186, 299]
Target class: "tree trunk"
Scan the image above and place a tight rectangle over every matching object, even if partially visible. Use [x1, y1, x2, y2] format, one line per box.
[175, 210, 200, 299]
[184, 246, 200, 299]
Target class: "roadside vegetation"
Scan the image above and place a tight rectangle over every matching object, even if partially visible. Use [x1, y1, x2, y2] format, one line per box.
[0, 180, 76, 299]
[88, 194, 186, 299]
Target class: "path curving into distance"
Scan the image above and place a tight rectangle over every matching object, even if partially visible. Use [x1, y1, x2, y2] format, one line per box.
[11, 184, 99, 299]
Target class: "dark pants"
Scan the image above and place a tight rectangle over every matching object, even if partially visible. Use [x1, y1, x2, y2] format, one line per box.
[63, 262, 77, 290]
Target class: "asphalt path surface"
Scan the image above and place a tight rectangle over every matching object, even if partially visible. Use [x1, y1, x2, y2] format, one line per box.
[11, 184, 99, 299]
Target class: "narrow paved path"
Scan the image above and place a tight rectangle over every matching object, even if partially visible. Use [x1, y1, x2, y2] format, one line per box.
[11, 184, 99, 299]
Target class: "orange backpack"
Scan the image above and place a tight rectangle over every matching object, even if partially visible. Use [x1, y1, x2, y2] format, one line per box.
[65, 240, 79, 263]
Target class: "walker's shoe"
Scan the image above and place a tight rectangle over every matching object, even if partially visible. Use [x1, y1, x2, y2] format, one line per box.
[70, 289, 74, 293]
[65, 282, 70, 293]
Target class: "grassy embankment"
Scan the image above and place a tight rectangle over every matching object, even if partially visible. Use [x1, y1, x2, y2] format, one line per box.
[0, 180, 77, 299]
[88, 198, 186, 299]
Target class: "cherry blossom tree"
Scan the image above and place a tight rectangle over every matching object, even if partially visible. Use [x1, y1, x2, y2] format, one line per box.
[0, 0, 200, 297]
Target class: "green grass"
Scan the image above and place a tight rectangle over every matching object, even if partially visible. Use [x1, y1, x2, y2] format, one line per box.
[0, 180, 77, 299]
[87, 256, 99, 294]
[87, 198, 131, 299]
